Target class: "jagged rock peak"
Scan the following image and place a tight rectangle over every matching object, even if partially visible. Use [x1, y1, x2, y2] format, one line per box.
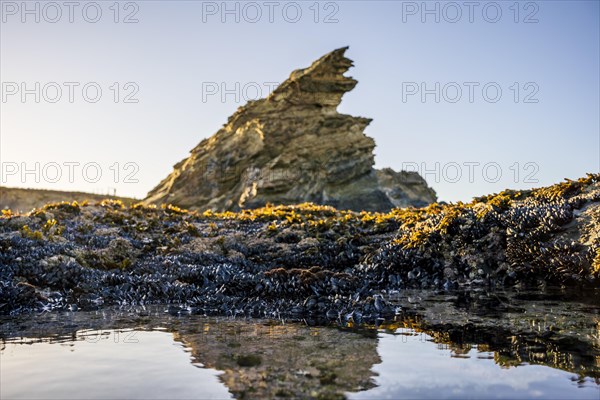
[268, 46, 358, 107]
[146, 47, 437, 212]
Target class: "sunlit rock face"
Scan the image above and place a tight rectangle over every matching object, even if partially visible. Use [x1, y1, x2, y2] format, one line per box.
[145, 47, 436, 212]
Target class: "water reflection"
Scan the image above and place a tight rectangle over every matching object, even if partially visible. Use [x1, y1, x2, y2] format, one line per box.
[349, 328, 599, 400]
[1, 289, 599, 400]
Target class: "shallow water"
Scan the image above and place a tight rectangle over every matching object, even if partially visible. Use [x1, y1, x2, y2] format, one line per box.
[2, 325, 598, 400]
[350, 328, 598, 400]
[1, 289, 599, 399]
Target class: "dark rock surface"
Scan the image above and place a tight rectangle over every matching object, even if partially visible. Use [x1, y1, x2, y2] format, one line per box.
[0, 175, 598, 318]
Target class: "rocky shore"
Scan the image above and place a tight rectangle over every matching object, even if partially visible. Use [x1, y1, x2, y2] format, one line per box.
[1, 174, 598, 318]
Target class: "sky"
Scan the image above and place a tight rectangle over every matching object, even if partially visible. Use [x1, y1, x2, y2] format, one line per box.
[1, 0, 599, 202]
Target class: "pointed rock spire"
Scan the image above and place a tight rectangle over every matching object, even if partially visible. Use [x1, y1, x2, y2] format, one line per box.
[146, 48, 436, 211]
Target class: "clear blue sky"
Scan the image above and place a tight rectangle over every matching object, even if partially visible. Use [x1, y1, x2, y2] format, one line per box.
[1, 0, 599, 202]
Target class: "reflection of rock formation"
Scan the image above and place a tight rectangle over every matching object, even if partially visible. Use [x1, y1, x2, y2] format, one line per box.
[145, 47, 436, 212]
[175, 322, 379, 399]
[1, 298, 598, 398]
[0, 309, 380, 399]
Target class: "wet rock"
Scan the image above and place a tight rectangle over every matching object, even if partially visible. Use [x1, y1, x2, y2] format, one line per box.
[0, 175, 598, 318]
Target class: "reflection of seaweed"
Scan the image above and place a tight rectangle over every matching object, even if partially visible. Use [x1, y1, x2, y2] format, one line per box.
[346, 317, 600, 383]
[418, 323, 600, 381]
[338, 287, 600, 383]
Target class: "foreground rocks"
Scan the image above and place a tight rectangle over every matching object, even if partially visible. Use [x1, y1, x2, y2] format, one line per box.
[145, 47, 436, 212]
[0, 175, 599, 318]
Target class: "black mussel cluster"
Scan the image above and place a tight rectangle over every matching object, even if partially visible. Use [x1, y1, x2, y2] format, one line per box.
[0, 176, 598, 317]
[356, 178, 600, 290]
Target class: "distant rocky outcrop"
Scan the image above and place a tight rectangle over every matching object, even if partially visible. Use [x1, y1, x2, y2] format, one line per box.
[145, 47, 436, 212]
[0, 186, 136, 213]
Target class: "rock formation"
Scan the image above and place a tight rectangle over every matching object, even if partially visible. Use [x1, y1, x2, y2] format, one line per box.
[145, 47, 436, 212]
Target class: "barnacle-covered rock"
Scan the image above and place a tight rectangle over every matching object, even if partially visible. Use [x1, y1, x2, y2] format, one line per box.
[0, 175, 598, 317]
